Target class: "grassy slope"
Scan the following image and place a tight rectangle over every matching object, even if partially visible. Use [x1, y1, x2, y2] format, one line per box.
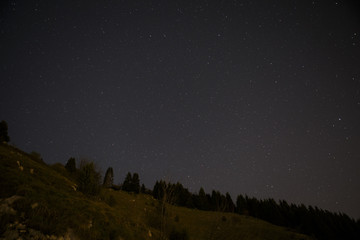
[0, 143, 313, 240]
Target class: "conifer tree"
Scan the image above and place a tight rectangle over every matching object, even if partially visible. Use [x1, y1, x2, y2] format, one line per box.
[225, 192, 235, 212]
[198, 187, 208, 210]
[0, 120, 10, 143]
[236, 195, 247, 215]
[122, 172, 132, 192]
[132, 172, 140, 193]
[103, 167, 114, 187]
[140, 183, 146, 193]
[122, 172, 140, 193]
[65, 157, 76, 173]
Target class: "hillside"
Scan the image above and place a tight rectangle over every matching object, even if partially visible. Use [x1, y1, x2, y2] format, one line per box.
[0, 143, 313, 240]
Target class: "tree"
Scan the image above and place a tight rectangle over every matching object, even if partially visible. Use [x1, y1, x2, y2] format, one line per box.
[236, 194, 248, 215]
[0, 120, 10, 143]
[65, 157, 76, 173]
[153, 180, 165, 200]
[77, 161, 101, 196]
[171, 182, 193, 208]
[103, 167, 114, 187]
[225, 192, 235, 212]
[122, 172, 140, 193]
[152, 179, 180, 239]
[197, 187, 210, 210]
[158, 180, 176, 240]
[132, 173, 140, 194]
[140, 183, 146, 193]
[122, 172, 132, 192]
[211, 190, 222, 211]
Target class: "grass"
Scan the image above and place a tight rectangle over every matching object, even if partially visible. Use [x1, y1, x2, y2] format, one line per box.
[0, 143, 313, 239]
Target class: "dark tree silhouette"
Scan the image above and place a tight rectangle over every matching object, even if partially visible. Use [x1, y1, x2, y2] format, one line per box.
[77, 161, 101, 196]
[65, 157, 76, 173]
[103, 167, 114, 187]
[150, 182, 360, 240]
[153, 180, 165, 199]
[233, 196, 360, 240]
[122, 172, 140, 193]
[225, 192, 235, 212]
[140, 183, 146, 193]
[122, 172, 132, 192]
[132, 172, 140, 193]
[152, 180, 179, 240]
[0, 120, 10, 143]
[236, 194, 247, 215]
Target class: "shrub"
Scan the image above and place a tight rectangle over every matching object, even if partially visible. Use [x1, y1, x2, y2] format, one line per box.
[0, 213, 16, 234]
[107, 194, 117, 207]
[30, 151, 45, 164]
[169, 229, 189, 240]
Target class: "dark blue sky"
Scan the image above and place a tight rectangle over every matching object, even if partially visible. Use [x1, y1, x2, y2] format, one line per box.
[1, 0, 360, 219]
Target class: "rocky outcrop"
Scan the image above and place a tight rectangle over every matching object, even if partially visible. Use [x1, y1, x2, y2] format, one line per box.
[0, 196, 78, 240]
[0, 195, 22, 215]
[1, 223, 78, 240]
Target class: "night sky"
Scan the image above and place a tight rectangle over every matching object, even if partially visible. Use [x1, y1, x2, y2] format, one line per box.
[1, 0, 360, 219]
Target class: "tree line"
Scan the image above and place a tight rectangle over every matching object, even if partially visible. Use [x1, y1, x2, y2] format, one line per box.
[152, 181, 360, 240]
[64, 156, 359, 240]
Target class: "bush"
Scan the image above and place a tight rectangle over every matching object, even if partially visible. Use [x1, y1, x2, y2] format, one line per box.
[30, 151, 45, 164]
[106, 194, 117, 207]
[111, 184, 121, 191]
[169, 229, 189, 240]
[13, 198, 64, 235]
[0, 213, 16, 234]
